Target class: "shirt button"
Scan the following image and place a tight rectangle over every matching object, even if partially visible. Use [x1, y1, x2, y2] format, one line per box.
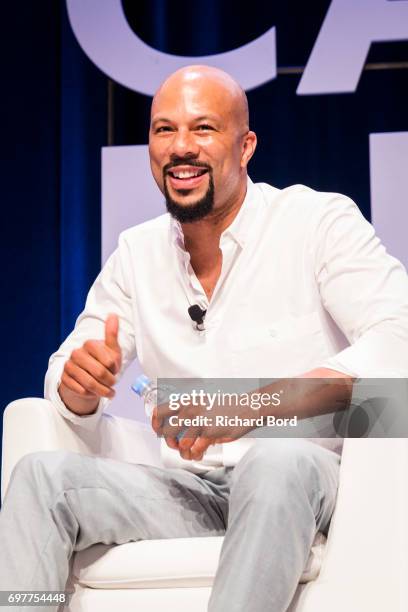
[269, 328, 277, 337]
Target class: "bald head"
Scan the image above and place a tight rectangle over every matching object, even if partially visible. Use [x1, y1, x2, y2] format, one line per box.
[151, 65, 249, 133]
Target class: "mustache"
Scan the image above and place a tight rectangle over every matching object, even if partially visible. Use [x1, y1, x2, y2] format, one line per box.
[163, 159, 212, 175]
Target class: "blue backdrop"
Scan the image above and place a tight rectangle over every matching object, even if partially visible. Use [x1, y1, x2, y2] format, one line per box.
[2, 1, 407, 446]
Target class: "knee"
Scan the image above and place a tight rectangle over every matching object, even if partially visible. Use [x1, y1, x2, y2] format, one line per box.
[231, 439, 323, 495]
[10, 450, 84, 491]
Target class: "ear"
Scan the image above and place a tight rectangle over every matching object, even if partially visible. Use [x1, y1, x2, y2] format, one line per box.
[240, 131, 257, 168]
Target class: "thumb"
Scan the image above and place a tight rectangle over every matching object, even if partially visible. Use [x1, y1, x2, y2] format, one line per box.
[105, 313, 121, 352]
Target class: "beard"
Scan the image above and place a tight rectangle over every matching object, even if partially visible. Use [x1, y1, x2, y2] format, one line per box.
[164, 171, 215, 223]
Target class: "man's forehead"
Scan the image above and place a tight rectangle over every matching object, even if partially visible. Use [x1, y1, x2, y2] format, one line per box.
[151, 76, 235, 117]
[150, 66, 249, 129]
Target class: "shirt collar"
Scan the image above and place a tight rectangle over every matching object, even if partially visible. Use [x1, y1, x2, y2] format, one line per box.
[171, 176, 258, 251]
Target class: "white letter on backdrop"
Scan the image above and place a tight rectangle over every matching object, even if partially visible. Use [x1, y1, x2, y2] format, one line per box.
[66, 0, 276, 93]
[298, 0, 408, 95]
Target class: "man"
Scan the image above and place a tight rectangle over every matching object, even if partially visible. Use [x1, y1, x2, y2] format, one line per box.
[1, 65, 408, 612]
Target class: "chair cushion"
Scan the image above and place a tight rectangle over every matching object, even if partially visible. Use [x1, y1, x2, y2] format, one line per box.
[73, 533, 326, 589]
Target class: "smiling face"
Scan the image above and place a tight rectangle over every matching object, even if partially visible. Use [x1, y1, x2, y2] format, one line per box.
[149, 66, 257, 223]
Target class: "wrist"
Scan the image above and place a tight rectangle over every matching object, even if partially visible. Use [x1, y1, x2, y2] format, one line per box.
[58, 382, 99, 416]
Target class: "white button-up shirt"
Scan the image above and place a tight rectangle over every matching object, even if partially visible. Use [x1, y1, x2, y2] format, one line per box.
[45, 178, 408, 472]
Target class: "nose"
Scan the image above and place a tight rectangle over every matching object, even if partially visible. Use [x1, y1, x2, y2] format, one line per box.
[170, 128, 199, 160]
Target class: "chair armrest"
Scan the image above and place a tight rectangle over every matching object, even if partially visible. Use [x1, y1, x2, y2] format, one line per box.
[1, 398, 162, 502]
[300, 438, 408, 612]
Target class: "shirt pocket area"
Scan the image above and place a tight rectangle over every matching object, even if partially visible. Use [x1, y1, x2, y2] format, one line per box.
[228, 311, 331, 377]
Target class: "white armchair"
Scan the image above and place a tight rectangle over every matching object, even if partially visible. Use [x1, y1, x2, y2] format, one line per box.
[2, 398, 408, 611]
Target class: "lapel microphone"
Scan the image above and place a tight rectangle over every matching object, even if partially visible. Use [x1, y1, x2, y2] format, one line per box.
[188, 304, 207, 331]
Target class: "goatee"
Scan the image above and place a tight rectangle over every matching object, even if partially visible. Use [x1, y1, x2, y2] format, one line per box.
[164, 173, 215, 223]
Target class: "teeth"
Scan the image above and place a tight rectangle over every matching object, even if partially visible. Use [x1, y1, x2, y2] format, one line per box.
[172, 169, 204, 179]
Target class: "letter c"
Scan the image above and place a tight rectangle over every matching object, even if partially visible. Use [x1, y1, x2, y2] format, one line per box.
[66, 0, 277, 94]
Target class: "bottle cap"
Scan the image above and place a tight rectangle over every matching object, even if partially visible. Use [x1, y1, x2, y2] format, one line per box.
[131, 374, 151, 397]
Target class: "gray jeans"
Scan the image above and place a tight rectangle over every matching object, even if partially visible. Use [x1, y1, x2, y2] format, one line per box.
[0, 439, 340, 612]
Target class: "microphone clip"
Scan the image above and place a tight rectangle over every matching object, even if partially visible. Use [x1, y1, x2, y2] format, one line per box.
[188, 304, 207, 331]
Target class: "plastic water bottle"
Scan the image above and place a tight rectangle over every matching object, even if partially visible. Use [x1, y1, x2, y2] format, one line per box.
[131, 374, 158, 418]
[131, 374, 185, 441]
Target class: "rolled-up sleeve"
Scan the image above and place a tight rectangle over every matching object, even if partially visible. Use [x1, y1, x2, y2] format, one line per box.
[312, 195, 408, 377]
[44, 232, 137, 429]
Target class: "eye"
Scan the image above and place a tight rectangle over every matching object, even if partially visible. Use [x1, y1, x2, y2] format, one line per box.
[155, 125, 174, 133]
[196, 124, 215, 131]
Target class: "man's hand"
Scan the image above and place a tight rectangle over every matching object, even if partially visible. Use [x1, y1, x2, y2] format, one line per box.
[152, 410, 231, 462]
[151, 370, 354, 462]
[151, 400, 248, 462]
[58, 314, 122, 415]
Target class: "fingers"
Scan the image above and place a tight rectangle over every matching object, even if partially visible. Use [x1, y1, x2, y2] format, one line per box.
[165, 436, 179, 450]
[151, 403, 177, 434]
[177, 437, 213, 462]
[177, 428, 201, 460]
[60, 371, 96, 399]
[61, 314, 122, 405]
[83, 339, 121, 375]
[71, 348, 117, 388]
[105, 313, 121, 353]
[178, 428, 201, 452]
[154, 412, 203, 460]
[181, 437, 231, 461]
[151, 406, 162, 434]
[152, 410, 188, 445]
[189, 437, 214, 461]
[63, 360, 115, 398]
